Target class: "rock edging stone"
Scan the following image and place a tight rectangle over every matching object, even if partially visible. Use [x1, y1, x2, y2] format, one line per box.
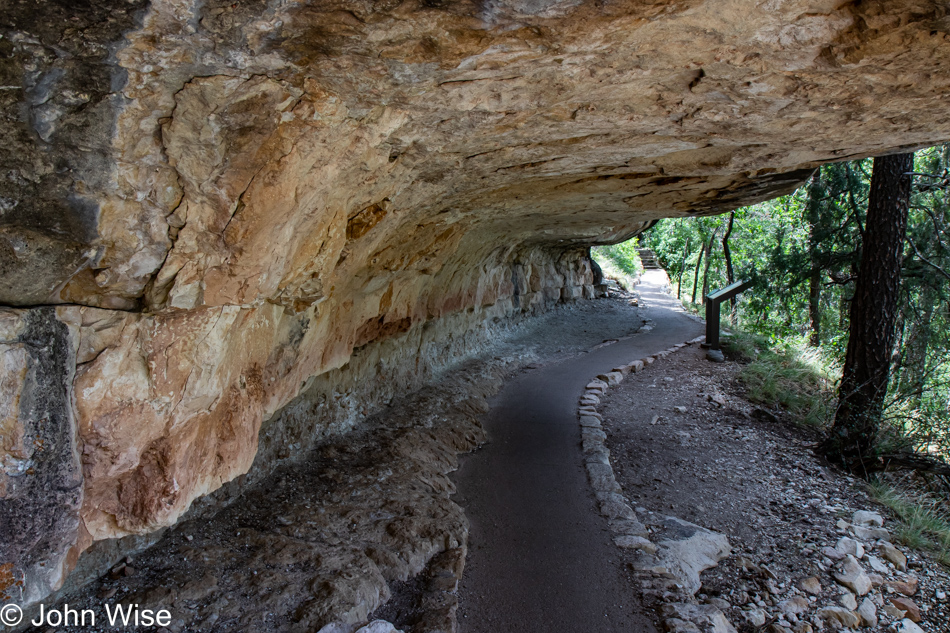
[576, 335, 739, 633]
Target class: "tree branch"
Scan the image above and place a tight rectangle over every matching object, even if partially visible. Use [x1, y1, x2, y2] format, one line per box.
[873, 453, 950, 477]
[906, 236, 950, 282]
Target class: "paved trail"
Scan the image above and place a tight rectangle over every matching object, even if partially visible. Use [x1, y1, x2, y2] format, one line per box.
[454, 271, 703, 632]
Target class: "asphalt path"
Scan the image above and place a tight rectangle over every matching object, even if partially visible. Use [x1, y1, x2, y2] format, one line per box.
[453, 271, 704, 632]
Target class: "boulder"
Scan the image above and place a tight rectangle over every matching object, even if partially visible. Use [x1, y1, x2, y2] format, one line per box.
[857, 597, 877, 628]
[817, 607, 860, 629]
[661, 604, 737, 633]
[889, 597, 921, 622]
[651, 516, 732, 596]
[879, 542, 907, 571]
[834, 555, 872, 596]
[852, 511, 884, 527]
[835, 537, 864, 559]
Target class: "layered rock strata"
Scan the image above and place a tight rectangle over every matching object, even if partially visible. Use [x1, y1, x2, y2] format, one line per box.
[2, 0, 950, 605]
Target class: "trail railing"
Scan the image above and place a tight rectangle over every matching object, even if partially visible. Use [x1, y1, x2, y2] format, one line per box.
[703, 280, 752, 354]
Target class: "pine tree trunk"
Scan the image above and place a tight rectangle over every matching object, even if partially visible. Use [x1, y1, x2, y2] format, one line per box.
[823, 152, 914, 471]
[678, 238, 690, 300]
[701, 231, 716, 305]
[691, 240, 705, 305]
[722, 213, 736, 324]
[807, 172, 823, 346]
[898, 286, 936, 408]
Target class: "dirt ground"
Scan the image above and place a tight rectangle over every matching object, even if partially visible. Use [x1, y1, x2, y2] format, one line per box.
[600, 343, 950, 632]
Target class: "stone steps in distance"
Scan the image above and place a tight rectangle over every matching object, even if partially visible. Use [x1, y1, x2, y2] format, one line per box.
[637, 248, 661, 270]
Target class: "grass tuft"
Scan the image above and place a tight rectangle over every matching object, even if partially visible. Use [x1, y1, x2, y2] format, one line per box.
[591, 245, 643, 290]
[725, 331, 836, 428]
[868, 479, 950, 566]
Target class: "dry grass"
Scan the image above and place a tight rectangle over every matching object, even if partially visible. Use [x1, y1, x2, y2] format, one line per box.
[726, 332, 836, 428]
[868, 478, 950, 566]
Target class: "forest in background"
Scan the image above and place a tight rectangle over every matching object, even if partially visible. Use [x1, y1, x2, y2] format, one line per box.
[596, 145, 950, 464]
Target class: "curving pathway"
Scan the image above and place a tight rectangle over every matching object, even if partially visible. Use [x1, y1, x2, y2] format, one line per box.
[454, 271, 704, 632]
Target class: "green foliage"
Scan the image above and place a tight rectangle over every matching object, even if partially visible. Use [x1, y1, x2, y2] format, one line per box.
[592, 242, 643, 276]
[635, 145, 950, 460]
[643, 161, 868, 351]
[868, 479, 950, 566]
[726, 332, 836, 428]
[591, 243, 643, 288]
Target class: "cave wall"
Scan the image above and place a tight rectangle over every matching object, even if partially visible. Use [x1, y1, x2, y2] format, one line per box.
[2, 0, 950, 606]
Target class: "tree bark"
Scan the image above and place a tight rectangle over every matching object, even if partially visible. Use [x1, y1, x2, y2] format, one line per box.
[677, 237, 690, 300]
[823, 152, 914, 472]
[722, 213, 736, 324]
[691, 239, 705, 304]
[701, 230, 717, 305]
[898, 285, 935, 408]
[806, 172, 823, 346]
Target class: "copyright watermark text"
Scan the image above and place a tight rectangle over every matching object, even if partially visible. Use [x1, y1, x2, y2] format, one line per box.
[0, 604, 22, 627]
[1, 602, 171, 629]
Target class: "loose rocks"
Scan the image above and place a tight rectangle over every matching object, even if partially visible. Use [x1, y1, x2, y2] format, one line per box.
[835, 555, 873, 596]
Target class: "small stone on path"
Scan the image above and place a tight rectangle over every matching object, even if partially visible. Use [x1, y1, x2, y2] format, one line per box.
[745, 609, 766, 626]
[853, 525, 889, 541]
[866, 554, 888, 574]
[779, 596, 808, 616]
[614, 535, 657, 554]
[661, 603, 737, 633]
[888, 577, 918, 596]
[835, 537, 864, 559]
[356, 622, 402, 633]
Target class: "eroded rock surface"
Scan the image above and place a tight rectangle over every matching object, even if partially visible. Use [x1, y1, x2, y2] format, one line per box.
[2, 0, 950, 604]
[43, 354, 502, 633]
